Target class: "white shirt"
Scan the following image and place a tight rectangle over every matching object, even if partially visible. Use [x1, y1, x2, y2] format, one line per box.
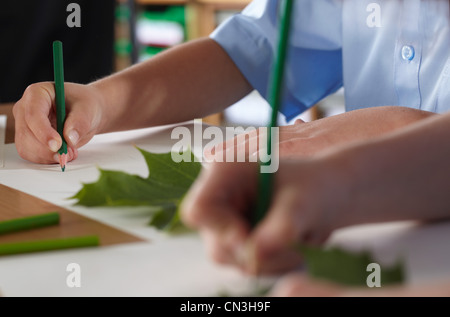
[211, 0, 450, 121]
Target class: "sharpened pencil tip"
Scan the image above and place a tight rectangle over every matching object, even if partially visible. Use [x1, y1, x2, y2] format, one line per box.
[59, 153, 67, 172]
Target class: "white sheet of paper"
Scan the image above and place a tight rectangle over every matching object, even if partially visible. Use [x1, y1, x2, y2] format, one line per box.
[0, 115, 6, 168]
[0, 123, 266, 296]
[1, 122, 450, 296]
[0, 123, 216, 242]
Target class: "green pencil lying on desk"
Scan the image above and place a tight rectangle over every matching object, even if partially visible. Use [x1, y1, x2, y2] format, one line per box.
[0, 212, 60, 235]
[0, 213, 100, 256]
[53, 40, 68, 172]
[253, 0, 294, 225]
[0, 236, 99, 257]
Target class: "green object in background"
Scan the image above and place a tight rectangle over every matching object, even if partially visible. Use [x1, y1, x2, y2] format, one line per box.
[0, 235, 99, 256]
[115, 3, 131, 22]
[136, 6, 187, 61]
[297, 244, 405, 286]
[140, 46, 165, 60]
[0, 213, 60, 235]
[71, 148, 202, 233]
[115, 38, 133, 56]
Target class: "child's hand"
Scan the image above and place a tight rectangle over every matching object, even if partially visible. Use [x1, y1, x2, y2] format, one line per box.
[180, 159, 352, 275]
[13, 82, 105, 164]
[204, 106, 433, 160]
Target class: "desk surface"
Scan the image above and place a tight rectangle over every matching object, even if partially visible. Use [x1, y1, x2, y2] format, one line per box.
[0, 123, 450, 296]
[0, 102, 142, 246]
[0, 124, 257, 296]
[0, 183, 142, 246]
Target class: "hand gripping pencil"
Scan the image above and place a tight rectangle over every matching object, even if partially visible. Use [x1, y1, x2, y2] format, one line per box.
[53, 41, 68, 172]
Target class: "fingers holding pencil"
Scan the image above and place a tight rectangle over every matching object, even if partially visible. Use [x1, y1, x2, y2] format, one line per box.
[14, 82, 64, 163]
[13, 82, 103, 164]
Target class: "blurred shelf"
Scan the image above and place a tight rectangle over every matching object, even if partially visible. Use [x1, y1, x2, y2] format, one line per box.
[135, 0, 250, 38]
[115, 0, 250, 125]
[133, 0, 250, 125]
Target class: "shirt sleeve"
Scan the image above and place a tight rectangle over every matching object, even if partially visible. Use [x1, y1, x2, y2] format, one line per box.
[210, 0, 344, 121]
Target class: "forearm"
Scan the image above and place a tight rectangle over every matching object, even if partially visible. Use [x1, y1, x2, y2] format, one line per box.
[329, 112, 450, 228]
[91, 38, 252, 133]
[313, 106, 436, 145]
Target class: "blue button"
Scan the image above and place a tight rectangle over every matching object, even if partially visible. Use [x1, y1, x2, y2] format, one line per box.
[401, 45, 415, 61]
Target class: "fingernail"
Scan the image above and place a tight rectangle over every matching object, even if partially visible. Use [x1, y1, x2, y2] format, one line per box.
[48, 139, 59, 152]
[68, 130, 79, 146]
[53, 153, 59, 163]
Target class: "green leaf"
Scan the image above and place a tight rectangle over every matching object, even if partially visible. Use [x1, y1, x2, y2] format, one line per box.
[148, 205, 178, 231]
[70, 148, 202, 233]
[297, 244, 404, 286]
[147, 204, 189, 234]
[218, 244, 405, 296]
[137, 148, 201, 190]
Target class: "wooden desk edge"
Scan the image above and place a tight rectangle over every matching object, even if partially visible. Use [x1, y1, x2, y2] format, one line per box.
[0, 184, 145, 247]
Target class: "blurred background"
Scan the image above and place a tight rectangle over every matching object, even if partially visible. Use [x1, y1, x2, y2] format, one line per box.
[0, 0, 345, 128]
[0, 0, 115, 104]
[117, 0, 345, 127]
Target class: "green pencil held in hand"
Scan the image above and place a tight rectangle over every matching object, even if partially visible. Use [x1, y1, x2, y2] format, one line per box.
[53, 40, 68, 172]
[253, 0, 294, 226]
[0, 212, 60, 235]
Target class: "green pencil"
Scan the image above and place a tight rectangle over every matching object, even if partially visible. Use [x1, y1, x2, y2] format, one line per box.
[0, 235, 100, 256]
[253, 0, 294, 225]
[53, 40, 68, 172]
[0, 212, 60, 235]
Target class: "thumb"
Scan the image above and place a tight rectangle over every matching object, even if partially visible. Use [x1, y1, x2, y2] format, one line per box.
[63, 87, 103, 149]
[63, 105, 101, 149]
